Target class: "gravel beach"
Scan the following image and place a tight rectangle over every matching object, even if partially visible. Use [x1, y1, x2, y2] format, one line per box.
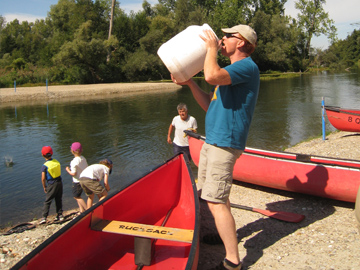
[197, 131, 360, 270]
[0, 82, 182, 107]
[1, 84, 359, 269]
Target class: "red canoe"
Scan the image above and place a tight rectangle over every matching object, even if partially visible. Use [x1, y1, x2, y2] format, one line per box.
[186, 131, 360, 203]
[325, 106, 360, 132]
[12, 154, 200, 270]
[356, 186, 360, 230]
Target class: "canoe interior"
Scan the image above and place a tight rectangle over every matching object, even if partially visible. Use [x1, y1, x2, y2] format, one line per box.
[14, 154, 199, 270]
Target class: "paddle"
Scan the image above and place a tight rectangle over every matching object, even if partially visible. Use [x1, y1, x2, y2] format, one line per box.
[184, 130, 205, 140]
[230, 203, 305, 223]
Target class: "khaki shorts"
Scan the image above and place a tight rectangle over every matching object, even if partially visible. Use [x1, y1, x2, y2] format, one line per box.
[355, 185, 360, 233]
[197, 142, 243, 203]
[79, 177, 105, 196]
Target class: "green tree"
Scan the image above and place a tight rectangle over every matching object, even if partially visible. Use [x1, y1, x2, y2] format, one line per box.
[323, 29, 360, 69]
[190, 0, 216, 17]
[295, 0, 337, 58]
[53, 20, 117, 83]
[107, 0, 116, 62]
[209, 0, 249, 32]
[0, 15, 5, 30]
[158, 0, 177, 12]
[48, 0, 79, 40]
[0, 19, 40, 63]
[30, 19, 54, 66]
[1, 0, 357, 84]
[121, 7, 171, 81]
[252, 0, 286, 15]
[251, 11, 303, 71]
[172, 0, 206, 31]
[48, 0, 108, 45]
[112, 9, 150, 53]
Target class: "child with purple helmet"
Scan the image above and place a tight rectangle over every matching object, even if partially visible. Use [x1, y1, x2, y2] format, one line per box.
[66, 142, 88, 213]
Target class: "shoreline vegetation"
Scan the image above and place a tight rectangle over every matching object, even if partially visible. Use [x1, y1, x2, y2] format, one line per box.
[2, 71, 305, 88]
[0, 70, 324, 107]
[0, 71, 309, 98]
[1, 84, 359, 269]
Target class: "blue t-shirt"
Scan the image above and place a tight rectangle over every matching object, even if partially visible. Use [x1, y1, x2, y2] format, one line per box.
[205, 57, 260, 150]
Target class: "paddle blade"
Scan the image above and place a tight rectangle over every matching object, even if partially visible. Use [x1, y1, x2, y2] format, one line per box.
[252, 208, 305, 223]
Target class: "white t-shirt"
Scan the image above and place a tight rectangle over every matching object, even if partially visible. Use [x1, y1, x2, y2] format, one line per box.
[80, 164, 110, 182]
[172, 115, 197, 146]
[70, 156, 88, 183]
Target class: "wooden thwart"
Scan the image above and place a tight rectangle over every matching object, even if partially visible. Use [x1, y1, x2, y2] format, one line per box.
[91, 220, 194, 243]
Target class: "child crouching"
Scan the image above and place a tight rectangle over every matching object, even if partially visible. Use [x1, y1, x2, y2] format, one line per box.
[79, 159, 113, 209]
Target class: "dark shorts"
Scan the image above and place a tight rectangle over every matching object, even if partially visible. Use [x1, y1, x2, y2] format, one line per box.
[173, 143, 192, 161]
[72, 182, 83, 198]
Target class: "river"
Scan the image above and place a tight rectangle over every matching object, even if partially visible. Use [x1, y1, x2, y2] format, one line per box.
[1, 71, 360, 227]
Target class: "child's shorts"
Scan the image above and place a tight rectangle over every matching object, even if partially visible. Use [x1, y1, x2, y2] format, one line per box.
[72, 182, 83, 198]
[79, 177, 105, 196]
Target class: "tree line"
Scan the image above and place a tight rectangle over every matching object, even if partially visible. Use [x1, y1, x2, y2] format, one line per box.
[0, 0, 358, 87]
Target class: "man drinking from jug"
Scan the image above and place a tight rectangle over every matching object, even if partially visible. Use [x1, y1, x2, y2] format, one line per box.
[171, 24, 260, 270]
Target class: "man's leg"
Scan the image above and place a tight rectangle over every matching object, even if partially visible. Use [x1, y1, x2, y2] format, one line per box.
[172, 143, 181, 155]
[208, 200, 240, 265]
[200, 143, 243, 267]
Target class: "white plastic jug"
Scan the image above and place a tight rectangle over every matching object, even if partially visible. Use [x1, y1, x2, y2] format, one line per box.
[157, 24, 218, 83]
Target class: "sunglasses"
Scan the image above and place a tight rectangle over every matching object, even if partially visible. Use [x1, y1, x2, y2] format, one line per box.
[224, 33, 242, 40]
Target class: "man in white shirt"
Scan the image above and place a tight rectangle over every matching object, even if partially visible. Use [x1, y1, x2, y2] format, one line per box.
[167, 103, 197, 161]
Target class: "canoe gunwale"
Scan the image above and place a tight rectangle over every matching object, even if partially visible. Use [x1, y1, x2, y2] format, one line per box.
[324, 105, 360, 116]
[182, 153, 200, 270]
[184, 130, 360, 170]
[186, 131, 360, 203]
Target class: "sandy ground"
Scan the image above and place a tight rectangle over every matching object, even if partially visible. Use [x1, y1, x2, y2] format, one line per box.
[198, 131, 360, 270]
[0, 85, 359, 269]
[0, 82, 181, 108]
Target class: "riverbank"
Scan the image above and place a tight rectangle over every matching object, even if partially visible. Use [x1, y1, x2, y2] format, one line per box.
[0, 82, 181, 107]
[1, 131, 359, 269]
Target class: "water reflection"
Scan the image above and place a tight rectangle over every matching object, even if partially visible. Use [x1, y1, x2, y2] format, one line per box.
[1, 71, 360, 227]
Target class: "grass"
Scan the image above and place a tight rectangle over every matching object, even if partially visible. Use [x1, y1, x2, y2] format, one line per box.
[260, 71, 303, 81]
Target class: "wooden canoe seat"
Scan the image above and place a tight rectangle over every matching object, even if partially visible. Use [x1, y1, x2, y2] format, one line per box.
[91, 219, 194, 243]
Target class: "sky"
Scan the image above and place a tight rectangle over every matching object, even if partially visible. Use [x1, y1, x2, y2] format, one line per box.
[1, 0, 359, 49]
